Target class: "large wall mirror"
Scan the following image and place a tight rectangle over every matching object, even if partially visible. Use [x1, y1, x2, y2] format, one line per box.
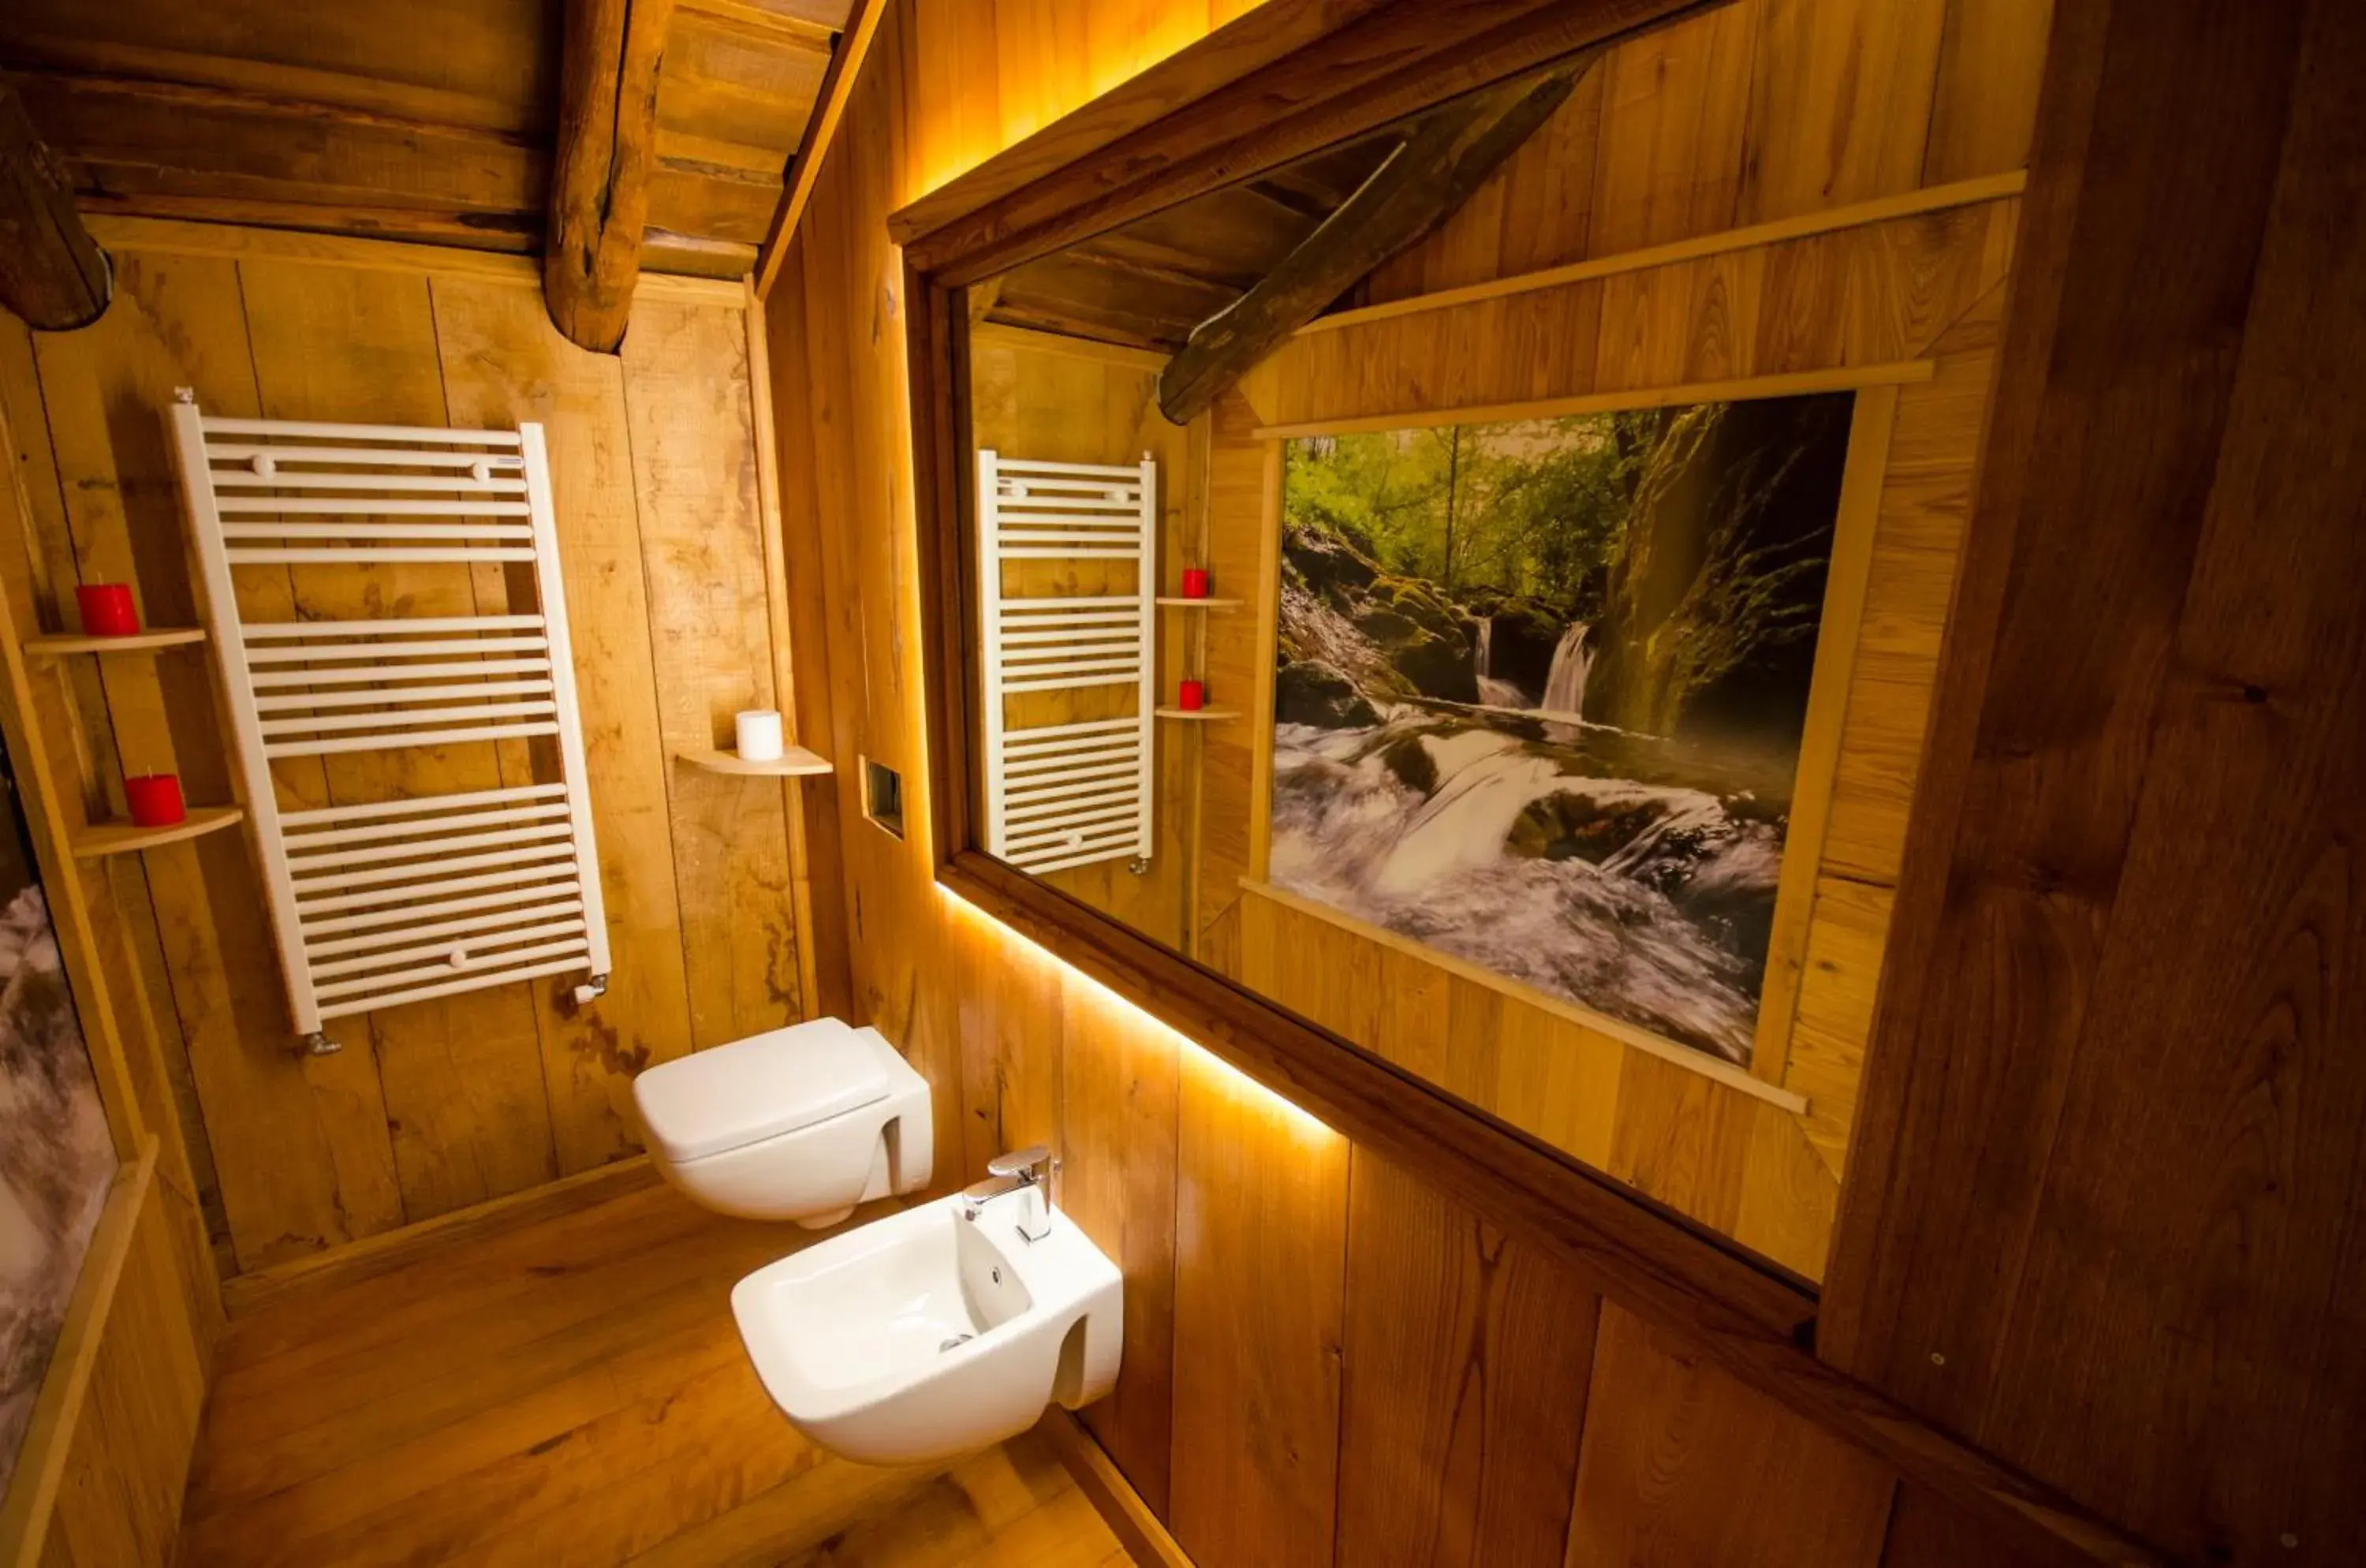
[910, 1, 2020, 1282]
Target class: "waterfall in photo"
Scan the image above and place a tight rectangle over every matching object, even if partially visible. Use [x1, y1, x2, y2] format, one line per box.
[1539, 622, 1592, 719]
[1267, 713, 1783, 1063]
[1476, 616, 1524, 708]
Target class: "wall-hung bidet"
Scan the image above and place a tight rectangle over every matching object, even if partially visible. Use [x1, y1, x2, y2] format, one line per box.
[731, 1147, 1123, 1465]
[630, 1016, 931, 1226]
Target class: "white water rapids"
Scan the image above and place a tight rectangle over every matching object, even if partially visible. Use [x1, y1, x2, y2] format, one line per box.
[1268, 712, 1782, 1063]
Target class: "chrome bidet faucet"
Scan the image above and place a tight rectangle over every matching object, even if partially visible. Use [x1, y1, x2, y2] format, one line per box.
[961, 1144, 1058, 1242]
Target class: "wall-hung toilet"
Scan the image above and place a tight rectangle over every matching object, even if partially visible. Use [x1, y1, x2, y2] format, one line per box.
[632, 1017, 932, 1227]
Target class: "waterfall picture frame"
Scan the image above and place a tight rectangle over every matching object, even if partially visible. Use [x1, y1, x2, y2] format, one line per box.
[1261, 389, 1866, 1070]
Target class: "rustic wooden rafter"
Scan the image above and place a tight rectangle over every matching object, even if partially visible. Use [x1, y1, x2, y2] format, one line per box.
[0, 77, 110, 330]
[545, 0, 677, 353]
[1155, 62, 1584, 424]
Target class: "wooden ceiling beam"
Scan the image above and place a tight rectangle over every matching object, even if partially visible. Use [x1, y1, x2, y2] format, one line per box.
[545, 0, 677, 353]
[0, 77, 109, 330]
[1155, 62, 1583, 424]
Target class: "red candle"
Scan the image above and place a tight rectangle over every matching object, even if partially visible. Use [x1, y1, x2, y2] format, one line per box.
[1178, 679, 1206, 711]
[124, 774, 186, 827]
[1181, 568, 1211, 599]
[77, 584, 140, 637]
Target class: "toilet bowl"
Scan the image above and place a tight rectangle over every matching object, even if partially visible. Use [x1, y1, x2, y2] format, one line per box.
[632, 1017, 931, 1227]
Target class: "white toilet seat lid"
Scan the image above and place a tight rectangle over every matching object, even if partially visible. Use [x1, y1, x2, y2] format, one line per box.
[633, 1017, 892, 1163]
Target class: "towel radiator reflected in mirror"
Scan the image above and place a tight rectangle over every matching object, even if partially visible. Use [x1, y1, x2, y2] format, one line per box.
[974, 448, 1158, 877]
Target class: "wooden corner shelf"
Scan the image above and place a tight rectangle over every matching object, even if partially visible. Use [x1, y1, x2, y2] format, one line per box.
[1154, 707, 1241, 721]
[1153, 596, 1244, 610]
[674, 746, 834, 778]
[71, 805, 244, 861]
[24, 628, 209, 660]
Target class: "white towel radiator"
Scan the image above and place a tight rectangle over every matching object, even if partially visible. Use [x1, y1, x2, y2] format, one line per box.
[974, 449, 1157, 876]
[169, 392, 610, 1055]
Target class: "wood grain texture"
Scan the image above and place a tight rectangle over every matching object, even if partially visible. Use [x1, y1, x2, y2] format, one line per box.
[1156, 65, 1582, 422]
[1, 0, 835, 278]
[620, 297, 807, 1047]
[1170, 1051, 1351, 1568]
[0, 77, 109, 330]
[11, 1155, 210, 1568]
[1827, 2, 2366, 1562]
[773, 5, 2156, 1568]
[1185, 200, 2015, 1270]
[174, 1182, 1124, 1567]
[547, 0, 679, 350]
[1568, 1301, 1895, 1568]
[0, 226, 816, 1275]
[1335, 1154, 1597, 1568]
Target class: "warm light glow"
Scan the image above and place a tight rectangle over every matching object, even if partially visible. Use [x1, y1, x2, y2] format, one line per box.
[938, 885, 1341, 1144]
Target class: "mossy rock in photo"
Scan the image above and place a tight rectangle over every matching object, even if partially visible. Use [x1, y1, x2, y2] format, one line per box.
[1275, 659, 1380, 728]
[1387, 630, 1478, 704]
[1283, 525, 1378, 599]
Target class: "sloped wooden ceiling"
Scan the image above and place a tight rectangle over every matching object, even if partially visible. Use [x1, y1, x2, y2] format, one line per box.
[0, 0, 847, 278]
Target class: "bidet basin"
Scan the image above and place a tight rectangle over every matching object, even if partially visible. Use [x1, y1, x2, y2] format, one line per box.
[731, 1192, 1122, 1465]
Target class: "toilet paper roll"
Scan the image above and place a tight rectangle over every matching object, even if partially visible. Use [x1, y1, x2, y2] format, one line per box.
[735, 708, 786, 763]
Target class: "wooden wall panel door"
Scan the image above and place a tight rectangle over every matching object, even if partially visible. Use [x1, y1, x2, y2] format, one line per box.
[1827, 0, 2366, 1562]
[1334, 1154, 1597, 1568]
[1567, 1303, 1895, 1568]
[1169, 1055, 1350, 1568]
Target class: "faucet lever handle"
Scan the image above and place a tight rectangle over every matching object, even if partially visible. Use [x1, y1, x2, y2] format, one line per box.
[987, 1144, 1054, 1183]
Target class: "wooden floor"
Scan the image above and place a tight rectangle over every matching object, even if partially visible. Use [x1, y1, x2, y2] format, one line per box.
[176, 1178, 1130, 1567]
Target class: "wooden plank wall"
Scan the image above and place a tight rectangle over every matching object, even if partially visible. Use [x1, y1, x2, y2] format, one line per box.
[1175, 0, 2036, 1279]
[0, 225, 815, 1278]
[1824, 1, 2366, 1564]
[769, 1, 2090, 1564]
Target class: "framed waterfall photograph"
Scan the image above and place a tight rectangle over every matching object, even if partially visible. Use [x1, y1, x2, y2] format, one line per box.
[1262, 390, 1863, 1070]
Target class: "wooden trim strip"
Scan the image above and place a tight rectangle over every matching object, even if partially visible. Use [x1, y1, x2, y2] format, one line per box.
[753, 0, 888, 298]
[0, 1141, 156, 1568]
[1037, 1410, 1194, 1568]
[220, 1155, 659, 1319]
[1240, 879, 1812, 1114]
[744, 281, 827, 1019]
[1298, 171, 2031, 337]
[80, 215, 747, 304]
[1251, 361, 1937, 440]
[0, 400, 147, 1155]
[1748, 385, 1898, 1082]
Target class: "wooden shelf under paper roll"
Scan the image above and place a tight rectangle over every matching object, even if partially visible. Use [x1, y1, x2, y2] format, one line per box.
[1154, 707, 1241, 722]
[674, 746, 834, 778]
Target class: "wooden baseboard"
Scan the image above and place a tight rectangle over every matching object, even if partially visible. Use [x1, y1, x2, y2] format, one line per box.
[220, 1156, 661, 1319]
[1037, 1410, 1193, 1568]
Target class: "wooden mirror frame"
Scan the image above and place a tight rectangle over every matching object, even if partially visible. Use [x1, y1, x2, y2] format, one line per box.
[893, 4, 2151, 1561]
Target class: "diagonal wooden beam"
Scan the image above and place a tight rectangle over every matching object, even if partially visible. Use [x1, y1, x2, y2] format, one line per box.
[0, 77, 110, 330]
[545, 0, 677, 353]
[1156, 63, 1585, 425]
[754, 0, 887, 300]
